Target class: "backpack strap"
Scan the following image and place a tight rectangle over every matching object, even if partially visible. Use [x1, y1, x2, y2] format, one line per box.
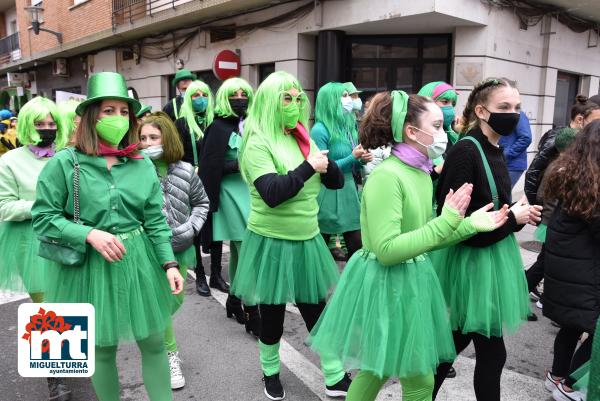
[173, 97, 179, 120]
[462, 136, 499, 210]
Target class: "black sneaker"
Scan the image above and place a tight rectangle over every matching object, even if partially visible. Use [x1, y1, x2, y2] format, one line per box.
[446, 366, 457, 378]
[325, 372, 352, 398]
[48, 378, 71, 401]
[263, 374, 285, 400]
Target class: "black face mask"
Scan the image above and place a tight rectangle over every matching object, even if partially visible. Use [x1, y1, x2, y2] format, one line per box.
[229, 98, 249, 117]
[483, 107, 520, 136]
[36, 129, 57, 148]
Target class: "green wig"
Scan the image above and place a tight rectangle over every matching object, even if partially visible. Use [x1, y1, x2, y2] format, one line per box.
[314, 82, 357, 144]
[178, 80, 214, 140]
[17, 97, 69, 149]
[57, 100, 80, 138]
[418, 81, 457, 106]
[214, 77, 254, 118]
[240, 71, 311, 177]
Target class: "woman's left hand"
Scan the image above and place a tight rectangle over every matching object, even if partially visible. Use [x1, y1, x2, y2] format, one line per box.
[528, 204, 543, 225]
[166, 267, 184, 295]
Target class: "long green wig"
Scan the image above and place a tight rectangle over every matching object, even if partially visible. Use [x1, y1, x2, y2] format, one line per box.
[178, 80, 214, 139]
[214, 77, 254, 118]
[240, 71, 311, 178]
[17, 97, 69, 148]
[314, 82, 357, 144]
[57, 100, 80, 139]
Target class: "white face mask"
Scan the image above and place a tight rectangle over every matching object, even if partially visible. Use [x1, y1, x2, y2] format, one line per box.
[142, 144, 164, 160]
[409, 125, 448, 160]
[341, 96, 354, 114]
[352, 98, 363, 112]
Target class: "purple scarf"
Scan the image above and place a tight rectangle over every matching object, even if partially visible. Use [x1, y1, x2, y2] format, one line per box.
[28, 144, 56, 158]
[391, 142, 433, 173]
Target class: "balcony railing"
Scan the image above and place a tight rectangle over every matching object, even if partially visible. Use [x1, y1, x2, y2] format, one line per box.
[0, 32, 20, 64]
[112, 0, 195, 28]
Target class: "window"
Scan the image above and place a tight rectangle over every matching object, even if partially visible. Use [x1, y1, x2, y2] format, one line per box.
[553, 72, 580, 128]
[259, 63, 275, 84]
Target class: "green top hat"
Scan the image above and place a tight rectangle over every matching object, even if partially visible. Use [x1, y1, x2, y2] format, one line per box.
[76, 72, 141, 116]
[343, 82, 362, 95]
[136, 104, 152, 118]
[172, 69, 197, 87]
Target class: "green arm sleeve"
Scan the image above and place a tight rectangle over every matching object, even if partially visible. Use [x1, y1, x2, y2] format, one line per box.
[31, 157, 93, 252]
[363, 171, 464, 266]
[0, 158, 33, 221]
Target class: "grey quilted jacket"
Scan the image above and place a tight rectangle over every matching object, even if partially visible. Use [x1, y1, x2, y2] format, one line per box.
[158, 161, 209, 252]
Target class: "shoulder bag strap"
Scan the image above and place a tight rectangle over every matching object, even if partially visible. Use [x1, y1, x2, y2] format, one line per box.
[462, 136, 499, 210]
[173, 97, 179, 120]
[65, 147, 81, 224]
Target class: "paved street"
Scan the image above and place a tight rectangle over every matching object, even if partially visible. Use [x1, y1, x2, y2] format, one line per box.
[0, 224, 563, 401]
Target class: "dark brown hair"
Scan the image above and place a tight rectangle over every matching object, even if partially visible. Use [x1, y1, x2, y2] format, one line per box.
[544, 119, 600, 221]
[457, 77, 518, 134]
[73, 101, 139, 155]
[138, 111, 184, 163]
[570, 95, 599, 121]
[359, 92, 434, 149]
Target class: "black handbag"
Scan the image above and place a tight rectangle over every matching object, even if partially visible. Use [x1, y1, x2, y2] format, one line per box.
[38, 148, 87, 267]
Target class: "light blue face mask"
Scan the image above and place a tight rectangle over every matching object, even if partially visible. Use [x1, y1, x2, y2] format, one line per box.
[192, 97, 208, 113]
[352, 98, 363, 112]
[441, 105, 455, 129]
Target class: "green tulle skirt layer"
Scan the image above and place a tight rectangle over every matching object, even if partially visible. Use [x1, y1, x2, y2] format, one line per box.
[534, 223, 547, 243]
[309, 250, 455, 379]
[43, 229, 173, 347]
[0, 220, 50, 293]
[431, 234, 530, 337]
[231, 230, 339, 305]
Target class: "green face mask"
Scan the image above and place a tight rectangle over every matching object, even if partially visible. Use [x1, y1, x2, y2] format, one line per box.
[96, 115, 130, 146]
[282, 103, 300, 129]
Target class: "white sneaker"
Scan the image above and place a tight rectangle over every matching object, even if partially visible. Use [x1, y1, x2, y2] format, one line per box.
[168, 351, 185, 389]
[536, 300, 543, 309]
[545, 371, 562, 392]
[552, 383, 584, 401]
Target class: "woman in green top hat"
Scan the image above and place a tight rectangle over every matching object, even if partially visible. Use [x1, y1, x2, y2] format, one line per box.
[163, 69, 196, 121]
[0, 96, 71, 401]
[308, 90, 508, 401]
[174, 79, 221, 296]
[431, 78, 541, 401]
[198, 77, 257, 332]
[231, 71, 350, 400]
[311, 82, 372, 260]
[32, 71, 184, 401]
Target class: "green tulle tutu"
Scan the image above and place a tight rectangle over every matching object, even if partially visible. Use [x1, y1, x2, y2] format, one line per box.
[431, 234, 530, 337]
[309, 250, 456, 379]
[534, 223, 547, 243]
[572, 361, 589, 393]
[317, 172, 361, 234]
[174, 245, 196, 270]
[212, 173, 250, 242]
[231, 230, 339, 305]
[0, 220, 50, 293]
[43, 229, 173, 347]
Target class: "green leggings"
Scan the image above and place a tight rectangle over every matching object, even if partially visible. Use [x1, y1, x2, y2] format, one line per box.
[346, 371, 434, 401]
[92, 333, 172, 401]
[229, 240, 242, 282]
[164, 266, 187, 353]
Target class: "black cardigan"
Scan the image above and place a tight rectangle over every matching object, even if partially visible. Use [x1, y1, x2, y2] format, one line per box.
[543, 208, 600, 332]
[174, 117, 203, 167]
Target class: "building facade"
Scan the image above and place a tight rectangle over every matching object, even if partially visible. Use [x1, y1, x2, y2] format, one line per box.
[0, 0, 599, 142]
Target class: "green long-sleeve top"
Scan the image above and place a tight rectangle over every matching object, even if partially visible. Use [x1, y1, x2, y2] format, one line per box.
[0, 147, 48, 221]
[31, 148, 175, 264]
[361, 156, 477, 266]
[311, 122, 360, 173]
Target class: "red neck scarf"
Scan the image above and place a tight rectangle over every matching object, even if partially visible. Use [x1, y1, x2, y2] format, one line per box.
[98, 141, 144, 159]
[288, 122, 310, 159]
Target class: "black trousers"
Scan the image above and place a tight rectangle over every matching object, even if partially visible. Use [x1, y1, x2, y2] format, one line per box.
[433, 331, 507, 401]
[322, 230, 362, 260]
[552, 327, 594, 387]
[526, 245, 545, 292]
[259, 302, 326, 345]
[194, 235, 222, 271]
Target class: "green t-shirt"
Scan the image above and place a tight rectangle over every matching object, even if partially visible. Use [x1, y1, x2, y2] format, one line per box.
[242, 133, 322, 241]
[31, 148, 175, 264]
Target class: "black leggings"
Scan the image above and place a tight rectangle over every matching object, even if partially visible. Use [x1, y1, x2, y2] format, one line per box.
[194, 236, 222, 270]
[322, 230, 362, 260]
[259, 302, 326, 345]
[526, 245, 545, 292]
[552, 327, 594, 387]
[433, 331, 507, 401]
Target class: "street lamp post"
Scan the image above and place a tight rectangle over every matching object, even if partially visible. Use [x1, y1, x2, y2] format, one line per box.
[24, 6, 63, 44]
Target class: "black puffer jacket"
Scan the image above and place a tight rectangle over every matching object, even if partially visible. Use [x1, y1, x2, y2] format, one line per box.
[543, 207, 600, 332]
[524, 127, 561, 204]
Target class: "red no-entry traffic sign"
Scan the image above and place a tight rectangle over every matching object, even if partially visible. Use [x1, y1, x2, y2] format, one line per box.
[213, 50, 241, 81]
